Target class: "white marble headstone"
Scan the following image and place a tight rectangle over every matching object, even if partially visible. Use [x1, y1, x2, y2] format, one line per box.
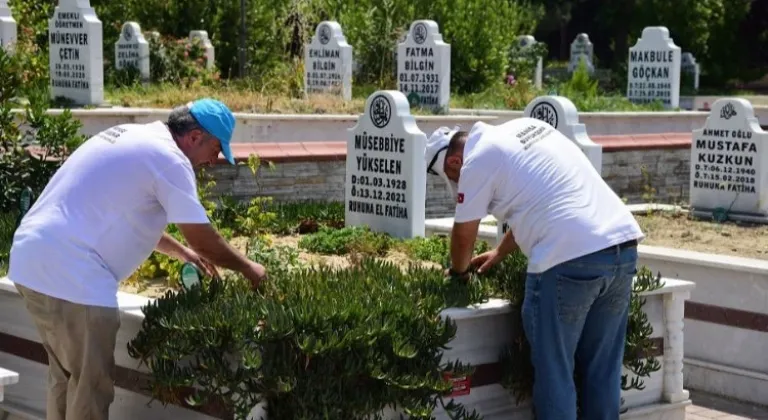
[396, 20, 451, 112]
[115, 22, 149, 82]
[524, 95, 602, 172]
[568, 33, 594, 74]
[626, 26, 681, 109]
[345, 90, 427, 238]
[189, 30, 214, 70]
[517, 35, 543, 89]
[304, 21, 352, 100]
[681, 52, 700, 90]
[494, 96, 604, 240]
[690, 98, 768, 217]
[48, 0, 104, 105]
[0, 0, 16, 51]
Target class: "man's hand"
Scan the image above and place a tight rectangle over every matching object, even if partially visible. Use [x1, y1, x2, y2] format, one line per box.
[176, 223, 268, 290]
[471, 249, 504, 274]
[449, 219, 482, 274]
[242, 261, 268, 290]
[183, 249, 221, 279]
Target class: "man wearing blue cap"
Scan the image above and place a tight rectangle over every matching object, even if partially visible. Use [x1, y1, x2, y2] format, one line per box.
[7, 98, 267, 420]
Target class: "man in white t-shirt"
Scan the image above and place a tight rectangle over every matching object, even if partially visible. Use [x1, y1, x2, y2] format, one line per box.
[425, 117, 645, 420]
[7, 98, 267, 420]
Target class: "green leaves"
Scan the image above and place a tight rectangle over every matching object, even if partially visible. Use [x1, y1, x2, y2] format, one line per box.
[128, 253, 491, 419]
[127, 207, 662, 419]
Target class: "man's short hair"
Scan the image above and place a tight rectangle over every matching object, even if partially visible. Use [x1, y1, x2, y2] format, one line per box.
[446, 131, 468, 157]
[167, 105, 205, 137]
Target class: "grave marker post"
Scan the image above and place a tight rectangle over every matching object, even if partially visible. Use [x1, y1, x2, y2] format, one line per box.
[304, 21, 352, 100]
[396, 20, 451, 113]
[690, 98, 768, 222]
[518, 35, 543, 89]
[115, 22, 150, 83]
[626, 26, 681, 109]
[568, 33, 594, 74]
[0, 0, 16, 52]
[48, 0, 104, 106]
[495, 96, 603, 241]
[189, 30, 214, 70]
[345, 90, 427, 238]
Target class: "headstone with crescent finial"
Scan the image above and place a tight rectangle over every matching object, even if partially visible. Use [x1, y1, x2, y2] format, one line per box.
[626, 26, 681, 109]
[690, 98, 768, 222]
[345, 90, 426, 238]
[115, 22, 150, 83]
[304, 21, 353, 100]
[47, 0, 104, 105]
[493, 96, 604, 241]
[396, 20, 451, 113]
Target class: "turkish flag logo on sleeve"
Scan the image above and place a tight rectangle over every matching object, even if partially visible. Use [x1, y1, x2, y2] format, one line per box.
[457, 193, 464, 204]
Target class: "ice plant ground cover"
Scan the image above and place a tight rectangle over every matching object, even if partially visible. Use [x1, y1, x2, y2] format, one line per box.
[124, 198, 665, 419]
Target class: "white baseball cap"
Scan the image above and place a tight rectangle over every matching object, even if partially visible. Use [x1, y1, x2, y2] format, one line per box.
[425, 126, 461, 198]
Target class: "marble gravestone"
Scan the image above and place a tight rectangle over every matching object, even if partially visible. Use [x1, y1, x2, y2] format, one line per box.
[48, 0, 104, 106]
[626, 26, 681, 109]
[304, 21, 353, 100]
[690, 98, 768, 221]
[518, 35, 543, 89]
[494, 95, 603, 241]
[568, 33, 594, 74]
[396, 20, 451, 112]
[681, 52, 700, 90]
[345, 90, 427, 238]
[115, 22, 149, 82]
[189, 30, 214, 70]
[0, 0, 16, 51]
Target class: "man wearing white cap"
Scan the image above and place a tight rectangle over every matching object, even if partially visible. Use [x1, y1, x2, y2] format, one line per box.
[424, 117, 645, 420]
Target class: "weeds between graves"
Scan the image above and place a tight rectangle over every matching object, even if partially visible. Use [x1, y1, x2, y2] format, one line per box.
[126, 188, 664, 419]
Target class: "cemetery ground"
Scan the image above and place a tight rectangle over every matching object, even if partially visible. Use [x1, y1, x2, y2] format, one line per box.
[482, 209, 768, 261]
[103, 75, 670, 114]
[109, 200, 768, 300]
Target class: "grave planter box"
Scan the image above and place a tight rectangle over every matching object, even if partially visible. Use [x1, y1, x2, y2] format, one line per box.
[0, 275, 693, 420]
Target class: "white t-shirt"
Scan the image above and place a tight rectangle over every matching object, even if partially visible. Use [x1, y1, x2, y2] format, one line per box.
[8, 121, 210, 307]
[454, 117, 644, 273]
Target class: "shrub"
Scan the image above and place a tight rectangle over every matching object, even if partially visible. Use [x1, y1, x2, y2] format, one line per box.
[128, 250, 489, 419]
[127, 221, 664, 418]
[0, 47, 86, 214]
[0, 211, 17, 276]
[298, 226, 392, 256]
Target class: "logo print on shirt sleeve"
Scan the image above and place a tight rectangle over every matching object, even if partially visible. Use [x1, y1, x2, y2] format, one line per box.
[457, 193, 464, 204]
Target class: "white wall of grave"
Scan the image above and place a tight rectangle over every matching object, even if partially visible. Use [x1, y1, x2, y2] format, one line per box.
[206, 146, 691, 219]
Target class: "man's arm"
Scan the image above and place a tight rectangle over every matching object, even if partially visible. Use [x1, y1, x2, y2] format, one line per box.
[155, 231, 192, 261]
[175, 223, 252, 273]
[496, 228, 520, 258]
[450, 219, 481, 273]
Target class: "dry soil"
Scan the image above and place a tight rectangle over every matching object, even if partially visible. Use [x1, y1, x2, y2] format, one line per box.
[120, 211, 768, 299]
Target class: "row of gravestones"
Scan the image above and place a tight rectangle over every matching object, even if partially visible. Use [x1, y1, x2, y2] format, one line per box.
[567, 31, 699, 92]
[115, 23, 215, 83]
[0, 0, 702, 111]
[0, 0, 214, 105]
[344, 90, 768, 240]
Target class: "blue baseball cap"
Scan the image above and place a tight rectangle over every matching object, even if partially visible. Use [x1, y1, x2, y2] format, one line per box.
[188, 98, 236, 164]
